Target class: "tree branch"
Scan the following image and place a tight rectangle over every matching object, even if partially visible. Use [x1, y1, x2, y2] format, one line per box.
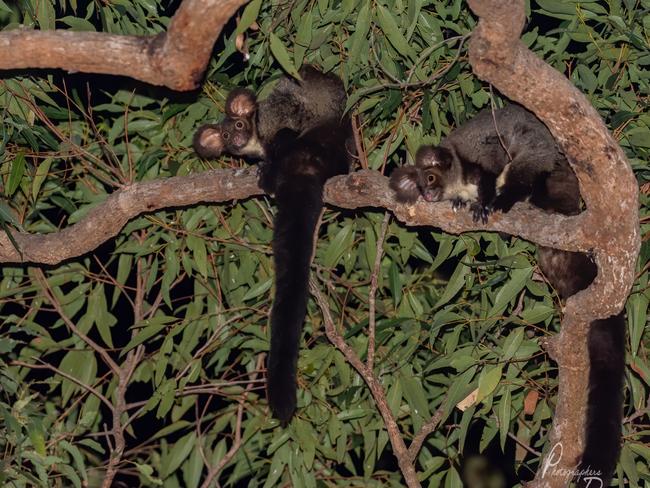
[12, 359, 112, 411]
[407, 403, 446, 463]
[0, 167, 263, 264]
[467, 0, 638, 315]
[309, 276, 421, 488]
[367, 213, 390, 371]
[465, 1, 639, 486]
[0, 168, 594, 265]
[0, 0, 248, 90]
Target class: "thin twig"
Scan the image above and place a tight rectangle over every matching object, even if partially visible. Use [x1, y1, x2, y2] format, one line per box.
[101, 345, 144, 488]
[35, 269, 120, 375]
[367, 213, 390, 371]
[508, 431, 542, 457]
[176, 314, 243, 380]
[407, 402, 446, 462]
[309, 277, 421, 488]
[370, 34, 404, 85]
[351, 114, 369, 170]
[12, 359, 113, 410]
[488, 85, 513, 163]
[199, 355, 262, 488]
[352, 33, 471, 101]
[406, 35, 469, 84]
[102, 244, 148, 488]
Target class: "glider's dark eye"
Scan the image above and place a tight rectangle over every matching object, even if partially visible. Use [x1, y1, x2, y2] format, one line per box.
[235, 120, 245, 130]
[427, 174, 435, 184]
[222, 131, 230, 140]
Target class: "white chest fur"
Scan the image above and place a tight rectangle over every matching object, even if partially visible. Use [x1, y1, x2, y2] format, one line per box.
[241, 137, 265, 158]
[443, 181, 479, 203]
[495, 163, 511, 193]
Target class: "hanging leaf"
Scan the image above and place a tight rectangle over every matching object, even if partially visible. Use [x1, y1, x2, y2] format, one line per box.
[270, 33, 301, 79]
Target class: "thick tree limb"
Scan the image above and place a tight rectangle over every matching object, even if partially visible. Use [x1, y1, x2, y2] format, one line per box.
[324, 171, 591, 250]
[465, 1, 639, 486]
[0, 167, 263, 264]
[0, 169, 594, 265]
[0, 0, 248, 90]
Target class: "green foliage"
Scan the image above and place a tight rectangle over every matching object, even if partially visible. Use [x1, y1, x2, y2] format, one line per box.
[0, 0, 649, 486]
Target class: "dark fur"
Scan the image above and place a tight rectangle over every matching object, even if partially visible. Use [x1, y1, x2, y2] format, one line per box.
[193, 89, 263, 159]
[390, 105, 567, 222]
[391, 105, 625, 485]
[194, 67, 351, 423]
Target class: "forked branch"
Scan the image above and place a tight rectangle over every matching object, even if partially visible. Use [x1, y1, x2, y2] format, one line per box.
[465, 0, 639, 486]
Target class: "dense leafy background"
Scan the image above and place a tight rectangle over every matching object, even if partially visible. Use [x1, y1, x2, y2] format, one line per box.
[0, 0, 648, 486]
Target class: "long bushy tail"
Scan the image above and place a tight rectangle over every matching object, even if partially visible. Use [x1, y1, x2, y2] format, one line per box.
[576, 313, 626, 487]
[266, 181, 323, 423]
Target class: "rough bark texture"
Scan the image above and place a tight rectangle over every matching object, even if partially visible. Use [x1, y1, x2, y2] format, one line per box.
[0, 167, 262, 264]
[0, 0, 248, 90]
[465, 1, 639, 486]
[324, 170, 591, 250]
[0, 169, 594, 265]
